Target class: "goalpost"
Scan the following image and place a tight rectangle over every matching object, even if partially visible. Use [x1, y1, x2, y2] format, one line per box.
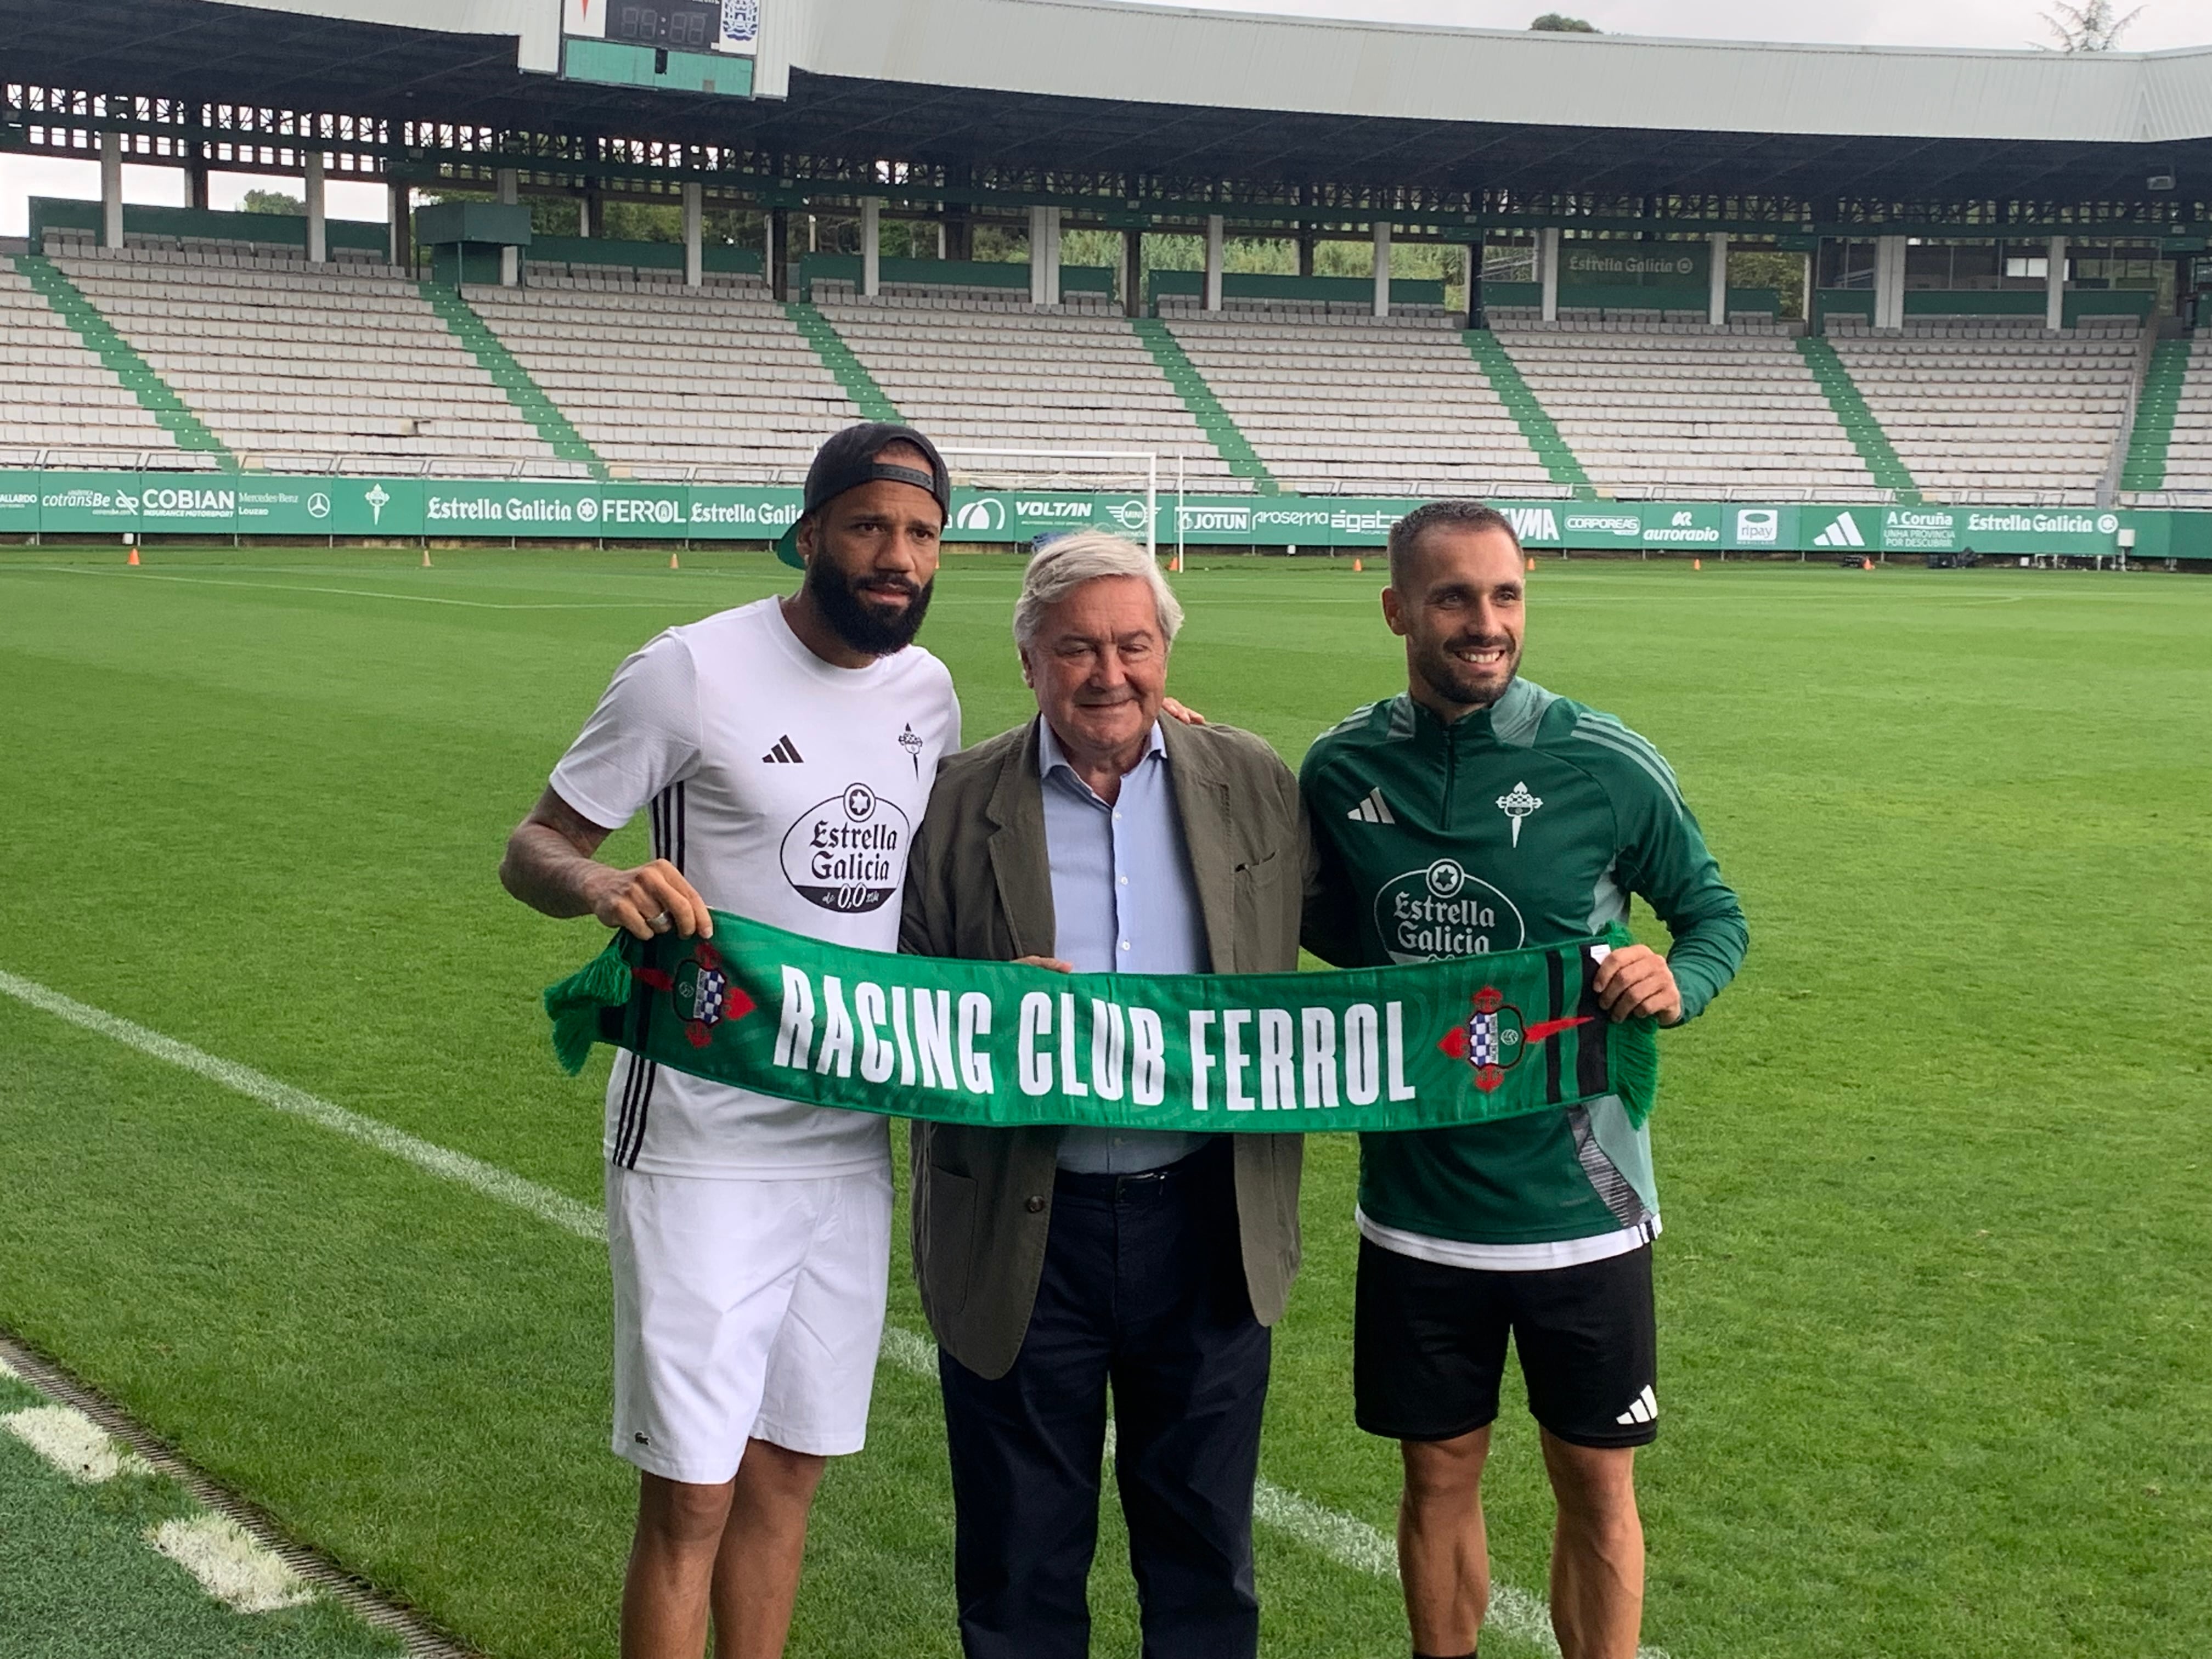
[934, 446, 1181, 565]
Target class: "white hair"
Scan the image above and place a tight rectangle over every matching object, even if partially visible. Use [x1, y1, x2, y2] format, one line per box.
[1012, 531, 1184, 653]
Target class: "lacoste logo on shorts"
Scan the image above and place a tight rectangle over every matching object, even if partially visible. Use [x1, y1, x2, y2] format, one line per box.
[633, 1431, 651, 1446]
[763, 736, 804, 764]
[1615, 1385, 1657, 1426]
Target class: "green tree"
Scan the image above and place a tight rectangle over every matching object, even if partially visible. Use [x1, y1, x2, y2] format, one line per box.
[240, 189, 304, 215]
[1530, 13, 1600, 31]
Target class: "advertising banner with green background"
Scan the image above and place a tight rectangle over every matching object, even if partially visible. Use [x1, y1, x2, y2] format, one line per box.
[3, 471, 2202, 559]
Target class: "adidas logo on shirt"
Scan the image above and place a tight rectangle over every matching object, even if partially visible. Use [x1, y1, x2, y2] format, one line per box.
[762, 736, 804, 764]
[1615, 1384, 1658, 1427]
[1347, 787, 1395, 824]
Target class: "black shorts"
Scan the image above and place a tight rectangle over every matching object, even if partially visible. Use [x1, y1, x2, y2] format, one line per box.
[1353, 1238, 1658, 1449]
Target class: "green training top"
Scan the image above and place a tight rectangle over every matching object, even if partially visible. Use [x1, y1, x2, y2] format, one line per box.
[1301, 678, 1747, 1257]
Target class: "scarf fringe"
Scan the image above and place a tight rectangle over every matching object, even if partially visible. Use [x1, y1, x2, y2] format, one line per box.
[542, 936, 631, 1076]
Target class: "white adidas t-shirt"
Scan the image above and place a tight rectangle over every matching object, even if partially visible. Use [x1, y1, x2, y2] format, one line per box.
[549, 596, 961, 1178]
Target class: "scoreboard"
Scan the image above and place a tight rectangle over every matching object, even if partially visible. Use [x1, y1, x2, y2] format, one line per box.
[562, 0, 759, 95]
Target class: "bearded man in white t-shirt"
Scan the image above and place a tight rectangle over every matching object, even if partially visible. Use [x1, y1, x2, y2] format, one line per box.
[500, 423, 962, 1659]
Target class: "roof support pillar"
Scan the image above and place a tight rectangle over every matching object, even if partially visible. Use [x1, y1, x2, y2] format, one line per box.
[185, 146, 210, 212]
[1123, 227, 1143, 318]
[2045, 234, 2067, 331]
[1539, 227, 1560, 323]
[388, 181, 411, 270]
[1708, 231, 1729, 325]
[496, 168, 520, 286]
[1373, 218, 1392, 318]
[1874, 234, 1906, 330]
[769, 208, 790, 300]
[578, 186, 599, 239]
[1029, 204, 1061, 307]
[1204, 213, 1224, 312]
[304, 151, 326, 264]
[861, 198, 881, 296]
[99, 132, 123, 249]
[682, 181, 703, 288]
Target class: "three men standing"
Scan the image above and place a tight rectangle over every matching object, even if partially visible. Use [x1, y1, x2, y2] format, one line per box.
[505, 437, 1742, 1659]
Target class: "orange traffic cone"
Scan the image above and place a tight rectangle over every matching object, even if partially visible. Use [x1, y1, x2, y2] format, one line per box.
[1351, 556, 1364, 573]
[421, 548, 432, 567]
[1170, 553, 1183, 573]
[670, 552, 681, 570]
[1692, 557, 1702, 570]
[126, 547, 140, 566]
[1525, 555, 1536, 573]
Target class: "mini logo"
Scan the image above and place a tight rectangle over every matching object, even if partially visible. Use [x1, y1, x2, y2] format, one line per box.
[1615, 1384, 1658, 1427]
[898, 723, 924, 777]
[364, 483, 391, 526]
[1436, 984, 1592, 1094]
[631, 941, 757, 1050]
[781, 783, 910, 912]
[1496, 781, 1542, 847]
[955, 499, 1007, 532]
[577, 496, 600, 523]
[1734, 507, 1777, 543]
[1105, 498, 1150, 532]
[763, 735, 804, 764]
[1813, 512, 1865, 549]
[1347, 787, 1395, 825]
[307, 492, 331, 520]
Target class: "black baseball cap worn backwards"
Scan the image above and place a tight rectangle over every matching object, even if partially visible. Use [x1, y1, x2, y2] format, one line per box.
[773, 422, 952, 568]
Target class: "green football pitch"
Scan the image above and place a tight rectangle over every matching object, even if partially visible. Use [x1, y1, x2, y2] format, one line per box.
[0, 545, 2204, 1658]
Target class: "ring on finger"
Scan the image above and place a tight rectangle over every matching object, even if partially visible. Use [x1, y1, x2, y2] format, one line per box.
[648, 910, 673, 933]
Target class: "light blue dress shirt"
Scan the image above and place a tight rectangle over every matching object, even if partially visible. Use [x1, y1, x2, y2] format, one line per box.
[1037, 718, 1215, 1174]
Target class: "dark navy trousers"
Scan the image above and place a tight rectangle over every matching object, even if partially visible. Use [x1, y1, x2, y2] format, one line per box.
[938, 1141, 1271, 1659]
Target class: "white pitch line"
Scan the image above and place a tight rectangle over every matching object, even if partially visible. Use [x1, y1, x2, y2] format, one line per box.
[0, 969, 602, 1244]
[148, 1514, 314, 1614]
[4, 1403, 151, 1482]
[2, 967, 1664, 1658]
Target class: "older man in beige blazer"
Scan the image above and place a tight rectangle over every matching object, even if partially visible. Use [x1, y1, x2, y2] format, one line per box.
[900, 529, 1308, 1659]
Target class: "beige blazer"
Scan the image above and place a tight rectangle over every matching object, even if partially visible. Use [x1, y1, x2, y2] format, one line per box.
[900, 715, 1310, 1380]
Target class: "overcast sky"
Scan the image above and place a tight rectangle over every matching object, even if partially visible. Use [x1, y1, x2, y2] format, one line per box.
[1164, 0, 2206, 51]
[4, 1, 2204, 235]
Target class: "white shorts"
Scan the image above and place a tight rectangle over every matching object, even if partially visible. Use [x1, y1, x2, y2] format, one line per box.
[606, 1163, 891, 1485]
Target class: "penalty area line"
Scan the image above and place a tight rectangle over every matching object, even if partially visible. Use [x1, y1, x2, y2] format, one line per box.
[0, 967, 1663, 1659]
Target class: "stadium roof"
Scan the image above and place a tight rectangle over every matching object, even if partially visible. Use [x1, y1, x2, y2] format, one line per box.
[7, 0, 2212, 212]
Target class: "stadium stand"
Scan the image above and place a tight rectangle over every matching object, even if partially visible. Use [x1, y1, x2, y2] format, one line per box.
[462, 274, 865, 481]
[1824, 319, 2141, 504]
[41, 235, 570, 476]
[811, 291, 1246, 487]
[1157, 307, 1562, 497]
[2153, 336, 2212, 496]
[0, 257, 206, 470]
[1487, 317, 1884, 500]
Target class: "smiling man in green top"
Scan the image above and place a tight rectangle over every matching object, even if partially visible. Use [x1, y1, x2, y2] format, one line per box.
[1301, 501, 1747, 1659]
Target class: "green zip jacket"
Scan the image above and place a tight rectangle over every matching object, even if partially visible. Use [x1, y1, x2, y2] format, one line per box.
[1301, 679, 1747, 1255]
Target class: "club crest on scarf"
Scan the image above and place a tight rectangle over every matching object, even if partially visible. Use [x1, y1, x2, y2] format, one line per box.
[634, 942, 757, 1048]
[1438, 986, 1592, 1093]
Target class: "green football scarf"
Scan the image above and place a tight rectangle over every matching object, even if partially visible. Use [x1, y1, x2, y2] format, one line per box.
[544, 912, 1658, 1133]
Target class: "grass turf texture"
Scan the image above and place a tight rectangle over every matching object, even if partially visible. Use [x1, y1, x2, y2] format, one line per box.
[0, 1367, 403, 1657]
[0, 545, 2205, 1658]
